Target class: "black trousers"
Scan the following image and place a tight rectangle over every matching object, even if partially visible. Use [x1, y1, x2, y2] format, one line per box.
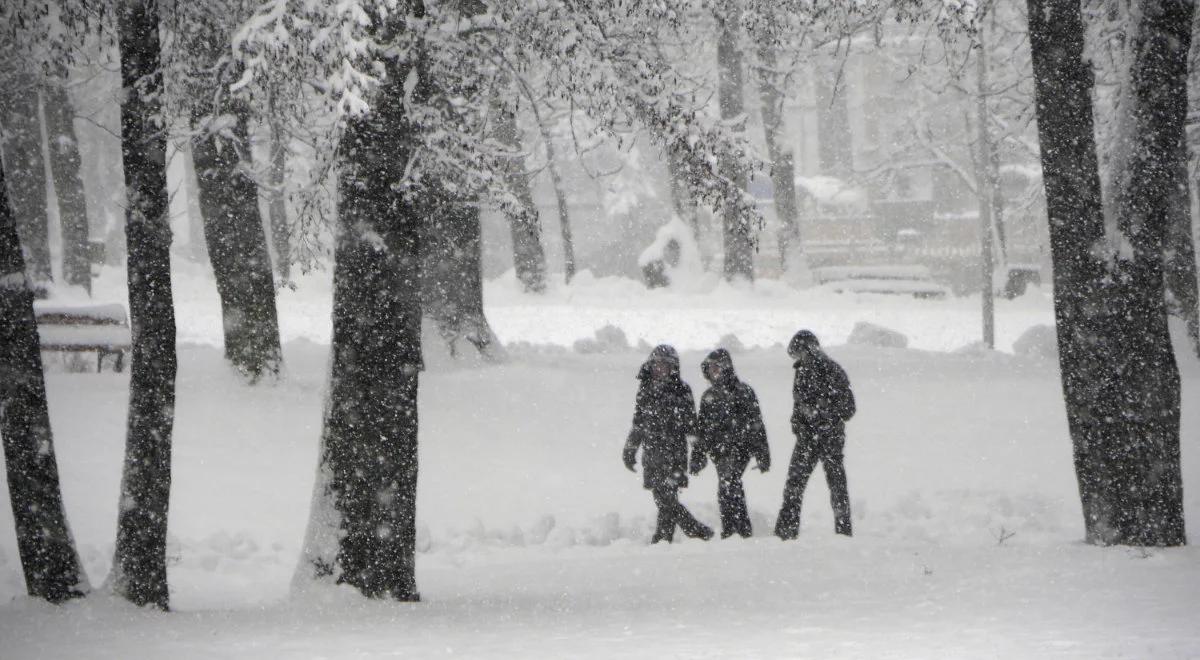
[716, 459, 752, 538]
[775, 434, 852, 538]
[651, 485, 712, 543]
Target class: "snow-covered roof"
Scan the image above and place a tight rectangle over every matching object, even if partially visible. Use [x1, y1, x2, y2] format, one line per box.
[794, 176, 869, 208]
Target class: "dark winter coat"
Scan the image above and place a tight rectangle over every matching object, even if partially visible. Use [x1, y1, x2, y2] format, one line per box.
[624, 346, 698, 490]
[693, 350, 770, 473]
[791, 349, 855, 440]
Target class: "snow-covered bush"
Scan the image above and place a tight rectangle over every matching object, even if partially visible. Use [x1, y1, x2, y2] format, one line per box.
[717, 333, 746, 353]
[573, 324, 631, 354]
[848, 321, 909, 349]
[1013, 324, 1057, 360]
[637, 217, 705, 291]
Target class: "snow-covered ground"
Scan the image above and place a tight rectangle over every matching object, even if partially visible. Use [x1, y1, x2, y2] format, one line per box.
[2, 265, 1199, 658]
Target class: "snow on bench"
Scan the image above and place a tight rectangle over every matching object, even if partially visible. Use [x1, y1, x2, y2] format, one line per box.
[813, 265, 949, 299]
[34, 303, 131, 372]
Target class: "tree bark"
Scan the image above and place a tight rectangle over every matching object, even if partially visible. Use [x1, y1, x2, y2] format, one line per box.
[493, 91, 547, 293]
[716, 8, 753, 282]
[296, 7, 425, 601]
[0, 74, 52, 286]
[974, 32, 998, 349]
[111, 0, 177, 609]
[0, 161, 88, 604]
[192, 103, 283, 381]
[1027, 0, 1187, 547]
[41, 85, 92, 293]
[531, 112, 575, 283]
[756, 46, 802, 273]
[421, 195, 503, 359]
[267, 117, 291, 282]
[1166, 155, 1200, 357]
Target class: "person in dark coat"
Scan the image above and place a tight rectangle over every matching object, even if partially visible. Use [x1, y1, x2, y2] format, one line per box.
[623, 345, 714, 543]
[775, 330, 856, 538]
[689, 349, 770, 538]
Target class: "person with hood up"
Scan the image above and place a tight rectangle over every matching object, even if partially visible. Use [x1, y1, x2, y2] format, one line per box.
[689, 349, 770, 538]
[623, 344, 714, 543]
[775, 330, 856, 538]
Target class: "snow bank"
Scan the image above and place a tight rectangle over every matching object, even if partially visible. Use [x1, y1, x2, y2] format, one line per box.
[847, 321, 909, 349]
[1013, 324, 1058, 360]
[572, 324, 631, 354]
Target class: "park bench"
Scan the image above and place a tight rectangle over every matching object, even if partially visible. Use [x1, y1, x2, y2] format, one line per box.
[813, 264, 950, 299]
[34, 303, 131, 372]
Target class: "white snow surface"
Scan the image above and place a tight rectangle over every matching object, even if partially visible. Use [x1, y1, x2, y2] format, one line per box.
[2, 263, 1199, 658]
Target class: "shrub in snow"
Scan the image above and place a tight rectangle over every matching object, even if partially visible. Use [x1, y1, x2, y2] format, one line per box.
[847, 321, 909, 349]
[573, 324, 631, 354]
[717, 333, 745, 353]
[637, 216, 705, 291]
[953, 341, 991, 356]
[1013, 324, 1058, 360]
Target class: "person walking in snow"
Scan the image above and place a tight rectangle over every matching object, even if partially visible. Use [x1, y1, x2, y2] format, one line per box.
[624, 344, 714, 543]
[689, 349, 770, 538]
[775, 330, 856, 538]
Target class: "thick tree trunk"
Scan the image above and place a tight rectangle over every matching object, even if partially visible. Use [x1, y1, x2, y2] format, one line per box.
[0, 74, 52, 286]
[494, 92, 547, 293]
[296, 8, 424, 601]
[192, 103, 283, 381]
[111, 0, 177, 609]
[41, 86, 92, 293]
[757, 46, 802, 274]
[267, 118, 291, 282]
[716, 10, 753, 282]
[0, 162, 88, 604]
[421, 196, 503, 359]
[1027, 0, 1187, 547]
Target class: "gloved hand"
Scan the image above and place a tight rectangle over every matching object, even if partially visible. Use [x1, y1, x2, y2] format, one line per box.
[689, 453, 708, 475]
[755, 460, 770, 473]
[623, 446, 637, 472]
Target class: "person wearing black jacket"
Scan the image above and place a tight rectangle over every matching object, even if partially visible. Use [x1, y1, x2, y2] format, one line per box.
[690, 349, 770, 538]
[623, 345, 714, 543]
[775, 330, 857, 538]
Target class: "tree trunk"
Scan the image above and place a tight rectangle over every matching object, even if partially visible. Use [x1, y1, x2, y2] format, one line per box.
[296, 8, 425, 601]
[974, 31, 997, 349]
[716, 10, 753, 282]
[192, 103, 283, 381]
[421, 196, 504, 359]
[111, 0, 177, 609]
[532, 114, 575, 283]
[1166, 155, 1200, 357]
[494, 91, 547, 293]
[0, 74, 52, 286]
[0, 161, 89, 604]
[1027, 0, 1187, 547]
[41, 85, 92, 293]
[757, 46, 802, 274]
[267, 117, 291, 282]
